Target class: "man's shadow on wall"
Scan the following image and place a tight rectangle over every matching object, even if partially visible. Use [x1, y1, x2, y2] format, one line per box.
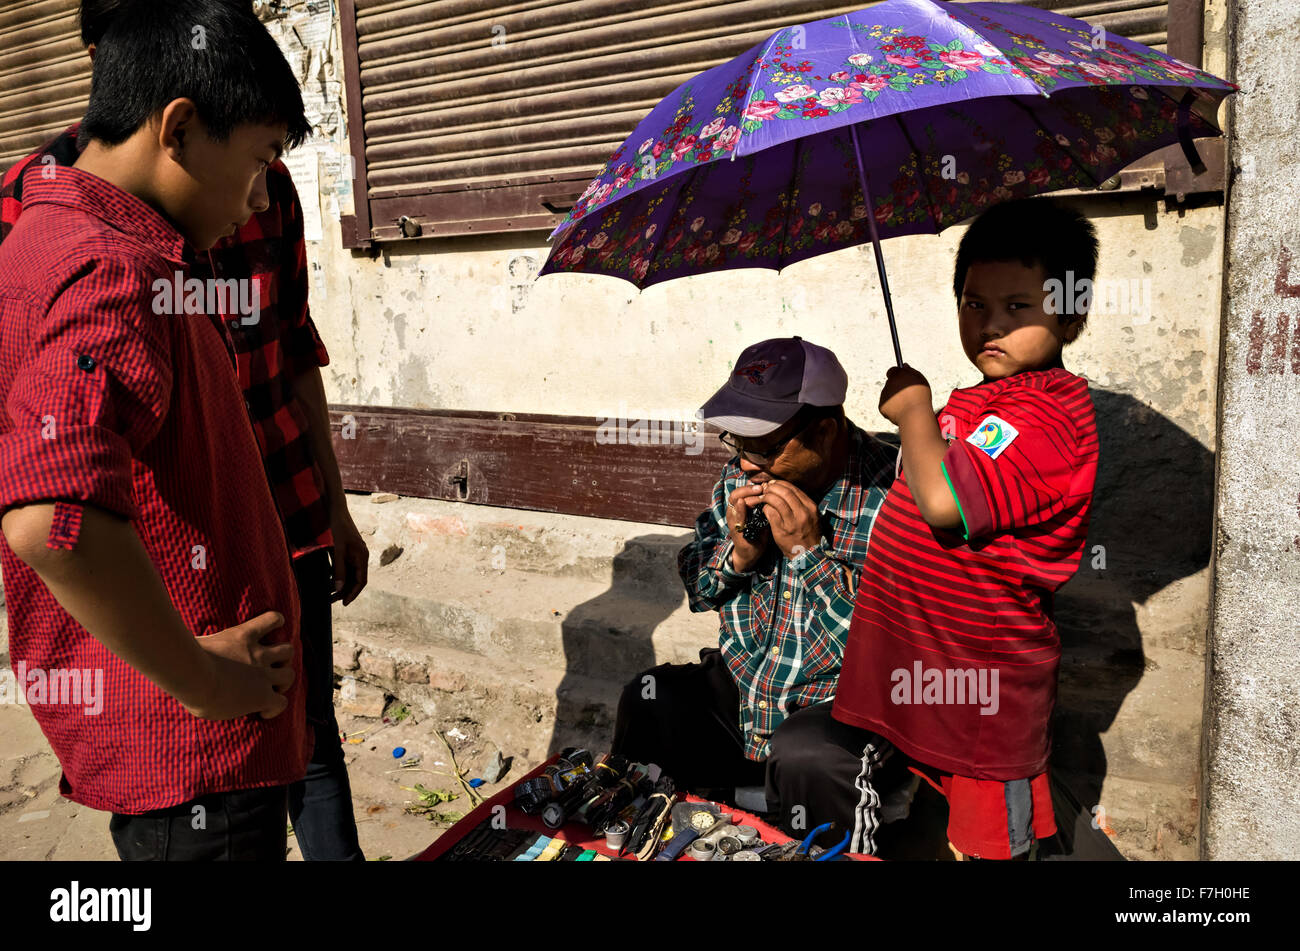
[1045, 387, 1214, 858]
[546, 535, 692, 759]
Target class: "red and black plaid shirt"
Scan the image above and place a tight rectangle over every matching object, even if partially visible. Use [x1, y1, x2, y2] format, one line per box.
[0, 166, 311, 812]
[1, 126, 333, 559]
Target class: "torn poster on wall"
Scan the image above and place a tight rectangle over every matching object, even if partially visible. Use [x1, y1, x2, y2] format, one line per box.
[258, 0, 356, 233]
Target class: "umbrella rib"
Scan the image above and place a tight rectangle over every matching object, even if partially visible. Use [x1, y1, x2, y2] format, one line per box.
[735, 32, 780, 162]
[1007, 96, 1104, 188]
[647, 173, 692, 290]
[893, 111, 944, 234]
[775, 134, 806, 273]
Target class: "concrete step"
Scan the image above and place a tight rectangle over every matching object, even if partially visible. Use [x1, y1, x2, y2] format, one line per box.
[329, 495, 724, 776]
[331, 626, 625, 766]
[348, 492, 698, 593]
[338, 556, 719, 681]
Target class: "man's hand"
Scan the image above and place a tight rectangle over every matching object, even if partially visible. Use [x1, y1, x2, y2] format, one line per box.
[330, 505, 369, 605]
[724, 483, 768, 572]
[190, 611, 294, 720]
[758, 480, 823, 559]
[879, 364, 934, 426]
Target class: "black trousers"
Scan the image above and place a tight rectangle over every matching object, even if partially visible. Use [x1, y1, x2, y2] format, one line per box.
[766, 700, 911, 853]
[612, 650, 910, 853]
[109, 786, 289, 861]
[110, 549, 363, 862]
[287, 548, 364, 861]
[611, 648, 766, 796]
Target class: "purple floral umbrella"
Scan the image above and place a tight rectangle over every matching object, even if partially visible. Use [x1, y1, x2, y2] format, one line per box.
[538, 0, 1235, 364]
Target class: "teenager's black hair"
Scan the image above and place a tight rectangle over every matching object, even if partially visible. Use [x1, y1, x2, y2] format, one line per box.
[952, 197, 1099, 325]
[80, 0, 255, 48]
[80, 0, 126, 46]
[80, 0, 310, 151]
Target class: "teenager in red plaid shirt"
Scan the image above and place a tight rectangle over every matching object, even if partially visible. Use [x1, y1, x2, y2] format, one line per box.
[0, 0, 365, 860]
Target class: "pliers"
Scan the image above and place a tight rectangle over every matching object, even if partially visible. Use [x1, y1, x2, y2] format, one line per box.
[793, 821, 852, 861]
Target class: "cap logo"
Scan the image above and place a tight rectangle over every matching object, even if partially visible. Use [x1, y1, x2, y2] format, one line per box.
[735, 359, 776, 385]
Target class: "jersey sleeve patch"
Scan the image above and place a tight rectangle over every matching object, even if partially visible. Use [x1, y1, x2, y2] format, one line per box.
[965, 415, 1020, 460]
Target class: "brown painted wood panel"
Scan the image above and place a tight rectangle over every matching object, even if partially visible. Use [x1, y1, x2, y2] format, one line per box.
[329, 405, 739, 527]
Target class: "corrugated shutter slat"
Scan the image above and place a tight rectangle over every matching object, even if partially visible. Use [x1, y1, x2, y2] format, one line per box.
[0, 0, 85, 169]
[351, 0, 1171, 235]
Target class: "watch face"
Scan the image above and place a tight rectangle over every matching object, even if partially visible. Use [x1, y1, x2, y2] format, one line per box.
[690, 812, 715, 831]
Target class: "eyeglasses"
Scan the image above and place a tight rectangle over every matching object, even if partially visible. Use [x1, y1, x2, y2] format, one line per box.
[719, 413, 816, 464]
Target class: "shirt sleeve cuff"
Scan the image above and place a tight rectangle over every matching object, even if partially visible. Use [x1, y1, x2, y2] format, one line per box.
[707, 538, 754, 582]
[46, 501, 85, 550]
[284, 313, 331, 377]
[0, 425, 138, 522]
[941, 440, 993, 540]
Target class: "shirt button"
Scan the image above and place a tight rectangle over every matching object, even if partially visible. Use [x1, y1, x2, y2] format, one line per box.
[758, 700, 767, 710]
[783, 590, 791, 599]
[76, 354, 96, 371]
[770, 647, 779, 656]
[227, 318, 241, 330]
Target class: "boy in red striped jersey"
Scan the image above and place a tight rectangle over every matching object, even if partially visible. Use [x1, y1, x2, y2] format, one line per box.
[830, 198, 1101, 860]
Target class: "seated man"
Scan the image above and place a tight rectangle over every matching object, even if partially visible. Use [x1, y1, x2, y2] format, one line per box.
[611, 335, 901, 851]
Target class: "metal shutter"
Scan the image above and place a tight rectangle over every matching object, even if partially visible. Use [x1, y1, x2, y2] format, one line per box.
[341, 0, 1191, 245]
[0, 0, 87, 170]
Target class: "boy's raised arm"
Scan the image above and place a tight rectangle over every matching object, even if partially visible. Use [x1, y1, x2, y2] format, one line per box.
[879, 365, 963, 532]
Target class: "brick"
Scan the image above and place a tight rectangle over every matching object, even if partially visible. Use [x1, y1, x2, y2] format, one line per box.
[339, 679, 386, 718]
[428, 668, 468, 692]
[334, 642, 360, 672]
[397, 662, 428, 684]
[359, 652, 396, 681]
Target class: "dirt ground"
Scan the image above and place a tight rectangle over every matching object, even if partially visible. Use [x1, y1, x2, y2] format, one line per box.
[0, 696, 517, 862]
[2, 690, 965, 862]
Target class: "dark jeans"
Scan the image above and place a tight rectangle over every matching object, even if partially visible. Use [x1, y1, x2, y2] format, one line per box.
[109, 786, 289, 861]
[287, 548, 365, 861]
[611, 648, 767, 797]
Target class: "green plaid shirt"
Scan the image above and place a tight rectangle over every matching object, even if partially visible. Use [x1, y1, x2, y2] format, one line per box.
[678, 420, 898, 760]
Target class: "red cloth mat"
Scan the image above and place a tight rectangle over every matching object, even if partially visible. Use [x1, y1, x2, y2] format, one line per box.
[414, 755, 878, 861]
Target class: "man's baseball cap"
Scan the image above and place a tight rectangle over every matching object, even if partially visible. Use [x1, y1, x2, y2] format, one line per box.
[700, 336, 848, 437]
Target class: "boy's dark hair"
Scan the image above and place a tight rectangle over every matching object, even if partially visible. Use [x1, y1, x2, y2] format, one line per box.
[79, 0, 254, 48]
[80, 0, 309, 151]
[952, 197, 1099, 327]
[80, 0, 127, 46]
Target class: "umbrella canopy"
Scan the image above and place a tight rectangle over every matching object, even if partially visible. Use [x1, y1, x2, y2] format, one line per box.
[540, 0, 1234, 293]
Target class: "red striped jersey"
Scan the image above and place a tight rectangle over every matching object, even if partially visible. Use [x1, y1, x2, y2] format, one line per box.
[832, 367, 1098, 780]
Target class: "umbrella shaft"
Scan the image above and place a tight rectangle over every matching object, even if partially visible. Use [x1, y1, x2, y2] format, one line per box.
[850, 122, 904, 368]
